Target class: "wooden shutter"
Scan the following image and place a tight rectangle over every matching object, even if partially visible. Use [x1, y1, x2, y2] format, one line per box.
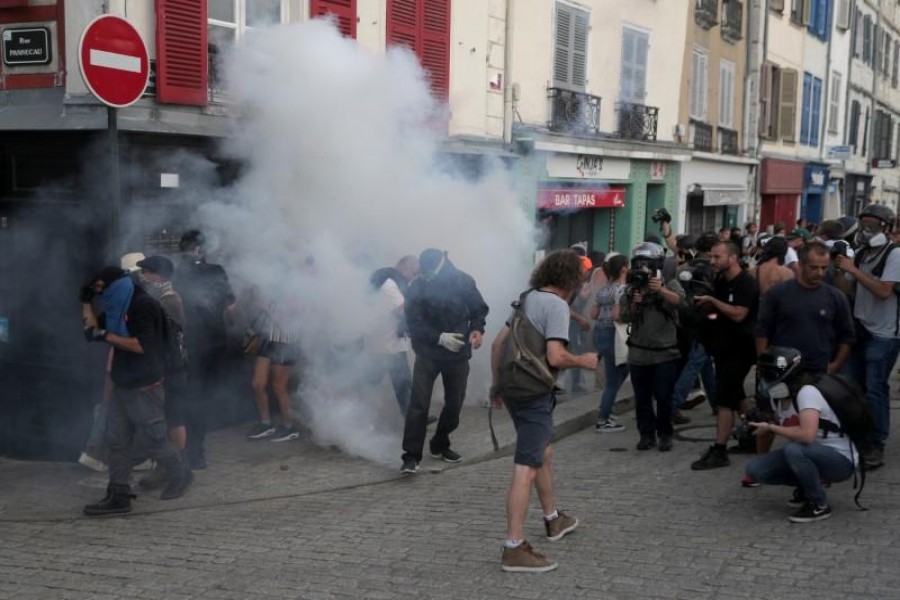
[893, 41, 899, 87]
[620, 27, 648, 102]
[156, 0, 208, 105]
[853, 9, 863, 57]
[836, 0, 850, 29]
[386, 0, 450, 99]
[828, 72, 840, 133]
[779, 68, 798, 142]
[800, 72, 812, 143]
[849, 99, 860, 149]
[810, 76, 821, 146]
[553, 4, 571, 87]
[759, 62, 772, 137]
[864, 15, 872, 64]
[311, 0, 357, 39]
[719, 60, 734, 127]
[571, 9, 588, 89]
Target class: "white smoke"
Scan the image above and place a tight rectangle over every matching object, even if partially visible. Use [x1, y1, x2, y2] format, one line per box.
[197, 19, 536, 464]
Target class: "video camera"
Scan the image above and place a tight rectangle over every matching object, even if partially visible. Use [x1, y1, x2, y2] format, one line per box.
[626, 269, 651, 290]
[651, 207, 672, 225]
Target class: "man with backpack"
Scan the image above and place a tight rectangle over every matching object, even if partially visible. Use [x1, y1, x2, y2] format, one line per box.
[834, 204, 900, 470]
[490, 249, 598, 573]
[80, 266, 192, 516]
[745, 347, 863, 523]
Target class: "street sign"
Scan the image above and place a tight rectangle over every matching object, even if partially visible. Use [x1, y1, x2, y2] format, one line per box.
[826, 145, 852, 160]
[78, 15, 148, 108]
[872, 158, 898, 169]
[2, 27, 50, 65]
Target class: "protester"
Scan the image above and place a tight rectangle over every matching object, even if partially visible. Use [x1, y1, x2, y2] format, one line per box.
[400, 249, 489, 473]
[490, 249, 597, 573]
[749, 236, 794, 295]
[590, 254, 629, 432]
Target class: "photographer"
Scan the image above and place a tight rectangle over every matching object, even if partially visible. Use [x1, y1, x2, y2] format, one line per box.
[653, 207, 679, 255]
[620, 242, 685, 451]
[744, 347, 857, 523]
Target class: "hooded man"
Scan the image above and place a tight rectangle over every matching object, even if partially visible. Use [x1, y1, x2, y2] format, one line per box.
[400, 249, 489, 473]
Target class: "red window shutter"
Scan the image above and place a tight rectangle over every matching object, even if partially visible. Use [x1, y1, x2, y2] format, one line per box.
[387, 0, 450, 99]
[156, 0, 208, 106]
[311, 0, 357, 39]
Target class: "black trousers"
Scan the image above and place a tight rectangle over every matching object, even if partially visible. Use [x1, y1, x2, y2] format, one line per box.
[401, 355, 469, 462]
[184, 344, 227, 463]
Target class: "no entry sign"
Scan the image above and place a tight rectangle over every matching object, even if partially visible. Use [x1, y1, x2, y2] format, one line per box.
[78, 15, 149, 108]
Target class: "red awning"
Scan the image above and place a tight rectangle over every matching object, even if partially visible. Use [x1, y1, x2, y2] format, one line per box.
[537, 187, 626, 210]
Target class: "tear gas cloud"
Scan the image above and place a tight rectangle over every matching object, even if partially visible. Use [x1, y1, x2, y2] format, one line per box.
[196, 20, 536, 464]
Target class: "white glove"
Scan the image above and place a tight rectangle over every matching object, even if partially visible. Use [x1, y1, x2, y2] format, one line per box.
[438, 332, 466, 352]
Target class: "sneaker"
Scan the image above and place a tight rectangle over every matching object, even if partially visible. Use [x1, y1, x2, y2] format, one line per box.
[270, 426, 300, 443]
[682, 390, 707, 410]
[132, 459, 155, 472]
[594, 417, 625, 433]
[430, 448, 462, 463]
[789, 503, 832, 523]
[658, 435, 673, 452]
[741, 475, 760, 488]
[501, 541, 558, 573]
[787, 488, 807, 507]
[672, 411, 691, 425]
[160, 469, 193, 501]
[636, 434, 657, 450]
[544, 510, 578, 541]
[138, 466, 168, 491]
[691, 445, 730, 470]
[400, 458, 419, 474]
[78, 452, 108, 473]
[863, 447, 885, 470]
[247, 422, 277, 440]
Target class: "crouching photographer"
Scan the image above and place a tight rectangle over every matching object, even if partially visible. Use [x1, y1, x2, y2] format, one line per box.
[744, 347, 861, 523]
[620, 242, 686, 452]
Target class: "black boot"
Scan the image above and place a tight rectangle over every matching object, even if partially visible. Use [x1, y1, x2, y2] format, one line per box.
[160, 468, 193, 500]
[138, 466, 168, 490]
[83, 484, 135, 516]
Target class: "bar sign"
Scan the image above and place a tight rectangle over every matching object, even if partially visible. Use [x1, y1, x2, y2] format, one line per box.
[2, 27, 51, 66]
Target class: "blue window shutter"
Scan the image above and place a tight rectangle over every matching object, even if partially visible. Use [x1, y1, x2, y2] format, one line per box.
[801, 73, 812, 144]
[808, 0, 818, 35]
[819, 0, 829, 39]
[811, 77, 822, 146]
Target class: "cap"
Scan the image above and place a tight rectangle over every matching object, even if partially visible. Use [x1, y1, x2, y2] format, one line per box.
[120, 252, 146, 273]
[137, 255, 174, 280]
[788, 228, 811, 241]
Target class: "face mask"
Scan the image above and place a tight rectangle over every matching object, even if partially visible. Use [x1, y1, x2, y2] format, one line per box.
[856, 224, 888, 248]
[140, 276, 164, 297]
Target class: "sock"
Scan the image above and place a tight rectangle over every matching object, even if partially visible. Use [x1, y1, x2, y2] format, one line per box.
[504, 539, 524, 549]
[544, 510, 559, 522]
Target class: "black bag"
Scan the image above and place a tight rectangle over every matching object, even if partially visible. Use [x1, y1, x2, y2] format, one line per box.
[676, 258, 716, 328]
[161, 309, 188, 375]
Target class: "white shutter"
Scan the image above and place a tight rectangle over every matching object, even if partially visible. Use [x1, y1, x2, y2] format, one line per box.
[828, 71, 841, 133]
[571, 9, 589, 89]
[719, 60, 735, 127]
[836, 0, 851, 29]
[553, 3, 572, 87]
[620, 27, 649, 103]
[691, 48, 709, 119]
[619, 28, 635, 101]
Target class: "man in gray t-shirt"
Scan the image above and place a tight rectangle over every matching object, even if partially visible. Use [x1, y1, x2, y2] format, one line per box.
[834, 204, 900, 469]
[490, 250, 597, 574]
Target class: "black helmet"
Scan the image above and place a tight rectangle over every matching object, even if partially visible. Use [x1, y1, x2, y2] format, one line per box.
[756, 346, 803, 406]
[676, 234, 698, 252]
[858, 204, 896, 230]
[696, 231, 719, 253]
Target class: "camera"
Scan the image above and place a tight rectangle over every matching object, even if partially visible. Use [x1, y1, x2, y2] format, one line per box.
[651, 207, 672, 225]
[626, 269, 650, 289]
[830, 240, 850, 260]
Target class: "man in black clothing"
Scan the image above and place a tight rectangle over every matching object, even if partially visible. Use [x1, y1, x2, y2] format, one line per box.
[172, 230, 236, 469]
[691, 241, 759, 471]
[81, 267, 191, 516]
[400, 249, 489, 473]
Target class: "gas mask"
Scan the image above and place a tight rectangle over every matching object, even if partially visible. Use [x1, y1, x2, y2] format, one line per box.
[855, 223, 888, 248]
[419, 255, 446, 282]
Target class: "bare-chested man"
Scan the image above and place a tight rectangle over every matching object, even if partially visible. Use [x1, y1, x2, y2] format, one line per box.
[751, 237, 794, 295]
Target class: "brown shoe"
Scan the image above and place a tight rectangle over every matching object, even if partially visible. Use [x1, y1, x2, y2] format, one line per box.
[501, 541, 558, 573]
[544, 510, 578, 541]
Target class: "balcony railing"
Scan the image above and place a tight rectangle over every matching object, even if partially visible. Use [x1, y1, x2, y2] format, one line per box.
[722, 0, 743, 43]
[615, 102, 659, 141]
[690, 119, 714, 151]
[695, 0, 718, 29]
[718, 126, 739, 154]
[547, 88, 602, 136]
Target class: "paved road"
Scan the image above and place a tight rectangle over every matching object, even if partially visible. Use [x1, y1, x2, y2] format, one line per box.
[2, 391, 900, 600]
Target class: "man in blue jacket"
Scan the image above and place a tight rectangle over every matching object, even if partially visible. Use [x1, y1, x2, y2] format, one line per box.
[400, 249, 489, 473]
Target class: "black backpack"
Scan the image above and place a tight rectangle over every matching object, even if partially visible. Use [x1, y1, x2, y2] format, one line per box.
[796, 374, 874, 508]
[160, 297, 188, 375]
[676, 257, 716, 327]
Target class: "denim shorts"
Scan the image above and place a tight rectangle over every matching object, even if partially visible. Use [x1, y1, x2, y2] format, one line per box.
[260, 341, 300, 366]
[504, 394, 555, 467]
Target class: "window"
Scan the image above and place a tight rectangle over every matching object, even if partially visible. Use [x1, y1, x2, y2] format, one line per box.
[619, 26, 649, 103]
[790, 0, 809, 24]
[863, 14, 872, 65]
[553, 2, 589, 90]
[893, 41, 899, 88]
[862, 106, 869, 156]
[778, 68, 799, 142]
[759, 62, 781, 139]
[719, 59, 735, 127]
[311, 0, 358, 38]
[800, 72, 822, 145]
[721, 0, 743, 43]
[691, 47, 708, 119]
[387, 0, 452, 99]
[873, 110, 894, 159]
[885, 33, 892, 78]
[848, 99, 861, 150]
[807, 0, 828, 40]
[853, 9, 863, 58]
[828, 71, 841, 133]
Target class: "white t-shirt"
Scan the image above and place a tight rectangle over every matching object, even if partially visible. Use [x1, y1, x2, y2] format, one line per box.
[784, 246, 799, 267]
[795, 385, 858, 465]
[372, 278, 410, 354]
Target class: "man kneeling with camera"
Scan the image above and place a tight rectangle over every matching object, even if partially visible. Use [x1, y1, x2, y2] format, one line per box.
[744, 347, 860, 523]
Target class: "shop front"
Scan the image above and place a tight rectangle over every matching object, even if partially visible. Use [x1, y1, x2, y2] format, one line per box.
[679, 158, 754, 235]
[800, 163, 829, 225]
[760, 158, 804, 229]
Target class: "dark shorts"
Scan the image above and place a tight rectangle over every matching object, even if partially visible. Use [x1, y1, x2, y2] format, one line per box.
[164, 372, 187, 428]
[504, 394, 555, 467]
[260, 341, 300, 366]
[713, 352, 755, 410]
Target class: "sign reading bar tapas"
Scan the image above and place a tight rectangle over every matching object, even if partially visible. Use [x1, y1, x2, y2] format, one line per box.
[537, 187, 626, 210]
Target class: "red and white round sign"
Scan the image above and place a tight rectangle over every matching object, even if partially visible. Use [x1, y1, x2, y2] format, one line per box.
[78, 15, 149, 108]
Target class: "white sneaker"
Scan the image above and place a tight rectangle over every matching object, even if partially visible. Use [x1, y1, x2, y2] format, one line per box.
[594, 417, 625, 433]
[132, 459, 156, 471]
[78, 452, 108, 473]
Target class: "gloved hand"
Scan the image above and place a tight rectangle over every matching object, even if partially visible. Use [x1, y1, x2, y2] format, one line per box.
[438, 332, 466, 352]
[79, 285, 95, 303]
[83, 326, 108, 342]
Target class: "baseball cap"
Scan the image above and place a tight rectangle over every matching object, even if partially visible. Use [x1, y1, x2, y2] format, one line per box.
[120, 252, 146, 273]
[137, 255, 174, 280]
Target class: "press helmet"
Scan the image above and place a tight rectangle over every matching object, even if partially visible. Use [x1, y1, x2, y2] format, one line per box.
[858, 204, 896, 231]
[756, 346, 803, 406]
[631, 241, 665, 272]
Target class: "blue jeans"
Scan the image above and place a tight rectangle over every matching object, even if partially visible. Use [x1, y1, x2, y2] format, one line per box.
[593, 326, 629, 420]
[845, 334, 900, 449]
[745, 442, 855, 507]
[629, 360, 678, 436]
[671, 340, 716, 411]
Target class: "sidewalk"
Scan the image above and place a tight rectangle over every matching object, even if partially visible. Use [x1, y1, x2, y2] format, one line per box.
[0, 384, 631, 523]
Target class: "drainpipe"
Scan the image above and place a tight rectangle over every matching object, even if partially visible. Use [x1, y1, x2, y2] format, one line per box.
[867, 0, 881, 178]
[750, 0, 770, 225]
[818, 5, 834, 162]
[503, 0, 516, 145]
[842, 2, 856, 215]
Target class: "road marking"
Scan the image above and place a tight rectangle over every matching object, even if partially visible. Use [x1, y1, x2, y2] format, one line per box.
[89, 49, 141, 73]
